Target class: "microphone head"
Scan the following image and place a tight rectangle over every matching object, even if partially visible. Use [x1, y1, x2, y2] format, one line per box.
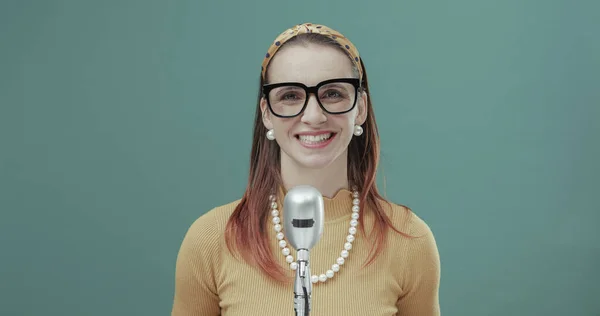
[283, 185, 324, 251]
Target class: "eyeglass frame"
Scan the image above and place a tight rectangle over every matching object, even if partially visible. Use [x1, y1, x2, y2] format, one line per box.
[262, 78, 362, 118]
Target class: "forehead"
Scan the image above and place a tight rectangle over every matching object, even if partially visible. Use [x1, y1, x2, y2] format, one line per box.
[266, 44, 355, 86]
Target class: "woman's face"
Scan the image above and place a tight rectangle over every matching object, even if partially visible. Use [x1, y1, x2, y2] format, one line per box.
[261, 43, 367, 170]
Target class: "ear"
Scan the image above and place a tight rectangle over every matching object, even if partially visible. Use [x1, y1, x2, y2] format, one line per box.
[355, 90, 368, 125]
[260, 97, 274, 129]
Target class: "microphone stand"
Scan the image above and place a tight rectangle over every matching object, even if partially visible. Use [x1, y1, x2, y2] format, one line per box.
[294, 249, 311, 316]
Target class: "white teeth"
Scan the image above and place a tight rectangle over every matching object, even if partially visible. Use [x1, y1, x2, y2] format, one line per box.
[298, 133, 332, 144]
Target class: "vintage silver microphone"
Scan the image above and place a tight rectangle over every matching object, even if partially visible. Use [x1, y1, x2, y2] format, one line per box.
[283, 185, 324, 316]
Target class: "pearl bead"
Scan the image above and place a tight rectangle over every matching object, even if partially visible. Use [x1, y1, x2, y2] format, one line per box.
[276, 232, 284, 240]
[337, 257, 345, 265]
[272, 217, 280, 224]
[326, 270, 334, 278]
[319, 274, 327, 282]
[286, 255, 294, 263]
[279, 240, 286, 248]
[271, 209, 279, 217]
[353, 192, 359, 198]
[349, 227, 357, 235]
[274, 224, 282, 232]
[290, 262, 298, 270]
[282, 248, 290, 256]
[311, 275, 319, 283]
[352, 205, 359, 212]
[351, 212, 359, 220]
[350, 219, 358, 227]
[346, 235, 355, 243]
[332, 264, 340, 272]
[269, 195, 275, 201]
[341, 250, 349, 258]
[344, 242, 352, 250]
[271, 202, 277, 209]
[353, 198, 359, 205]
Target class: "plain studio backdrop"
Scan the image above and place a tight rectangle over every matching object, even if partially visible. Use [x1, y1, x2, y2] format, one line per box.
[1, 0, 598, 315]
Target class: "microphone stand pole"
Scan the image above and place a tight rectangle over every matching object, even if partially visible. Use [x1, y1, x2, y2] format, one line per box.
[294, 249, 311, 316]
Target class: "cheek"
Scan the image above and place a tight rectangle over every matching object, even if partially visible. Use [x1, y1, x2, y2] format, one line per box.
[271, 119, 295, 138]
[333, 115, 357, 133]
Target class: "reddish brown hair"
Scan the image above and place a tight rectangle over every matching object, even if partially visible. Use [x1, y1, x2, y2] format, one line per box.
[224, 33, 411, 283]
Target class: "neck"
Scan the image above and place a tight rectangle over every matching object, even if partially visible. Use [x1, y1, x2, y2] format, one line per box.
[280, 152, 349, 199]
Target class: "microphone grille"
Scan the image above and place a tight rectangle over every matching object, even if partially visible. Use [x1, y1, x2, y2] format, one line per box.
[292, 218, 315, 228]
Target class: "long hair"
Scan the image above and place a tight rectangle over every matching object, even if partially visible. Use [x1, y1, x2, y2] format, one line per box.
[224, 33, 411, 283]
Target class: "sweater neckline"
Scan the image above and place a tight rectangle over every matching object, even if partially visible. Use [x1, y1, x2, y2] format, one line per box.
[275, 185, 356, 222]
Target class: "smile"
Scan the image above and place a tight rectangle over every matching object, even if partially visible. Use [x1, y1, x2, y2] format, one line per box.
[295, 132, 336, 148]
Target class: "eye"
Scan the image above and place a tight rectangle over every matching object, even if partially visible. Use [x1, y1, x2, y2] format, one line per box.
[320, 89, 344, 99]
[281, 92, 301, 100]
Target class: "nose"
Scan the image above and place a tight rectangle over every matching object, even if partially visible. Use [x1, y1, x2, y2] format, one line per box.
[300, 94, 327, 125]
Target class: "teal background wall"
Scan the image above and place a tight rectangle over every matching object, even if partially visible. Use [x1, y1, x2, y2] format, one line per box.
[1, 0, 598, 315]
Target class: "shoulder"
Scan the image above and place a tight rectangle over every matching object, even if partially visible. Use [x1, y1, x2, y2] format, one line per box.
[381, 201, 442, 312]
[177, 199, 242, 258]
[172, 199, 242, 312]
[377, 198, 433, 238]
[184, 199, 241, 241]
[192, 199, 241, 229]
[380, 199, 440, 272]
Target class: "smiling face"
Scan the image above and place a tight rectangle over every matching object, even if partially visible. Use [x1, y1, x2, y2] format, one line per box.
[261, 42, 367, 171]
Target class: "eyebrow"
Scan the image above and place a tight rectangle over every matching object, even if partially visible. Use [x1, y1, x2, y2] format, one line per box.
[273, 86, 304, 96]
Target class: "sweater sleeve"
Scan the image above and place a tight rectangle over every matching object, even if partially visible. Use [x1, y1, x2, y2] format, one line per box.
[171, 210, 222, 316]
[396, 216, 441, 316]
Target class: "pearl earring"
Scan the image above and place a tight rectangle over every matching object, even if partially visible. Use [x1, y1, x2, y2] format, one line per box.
[353, 125, 363, 136]
[266, 129, 276, 140]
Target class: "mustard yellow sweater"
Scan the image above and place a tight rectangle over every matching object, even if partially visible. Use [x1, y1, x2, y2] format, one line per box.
[171, 188, 441, 316]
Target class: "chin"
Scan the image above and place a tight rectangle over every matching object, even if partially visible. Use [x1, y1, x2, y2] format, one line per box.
[293, 156, 338, 170]
[285, 147, 346, 170]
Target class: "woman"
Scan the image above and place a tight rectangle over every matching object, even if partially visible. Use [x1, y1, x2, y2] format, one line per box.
[171, 23, 441, 316]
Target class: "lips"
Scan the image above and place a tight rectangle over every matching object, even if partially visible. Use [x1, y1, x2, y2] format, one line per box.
[295, 132, 337, 148]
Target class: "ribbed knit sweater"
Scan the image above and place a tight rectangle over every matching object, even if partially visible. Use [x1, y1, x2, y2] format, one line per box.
[171, 188, 441, 316]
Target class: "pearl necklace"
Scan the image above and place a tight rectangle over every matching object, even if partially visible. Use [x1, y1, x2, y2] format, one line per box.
[269, 189, 360, 284]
